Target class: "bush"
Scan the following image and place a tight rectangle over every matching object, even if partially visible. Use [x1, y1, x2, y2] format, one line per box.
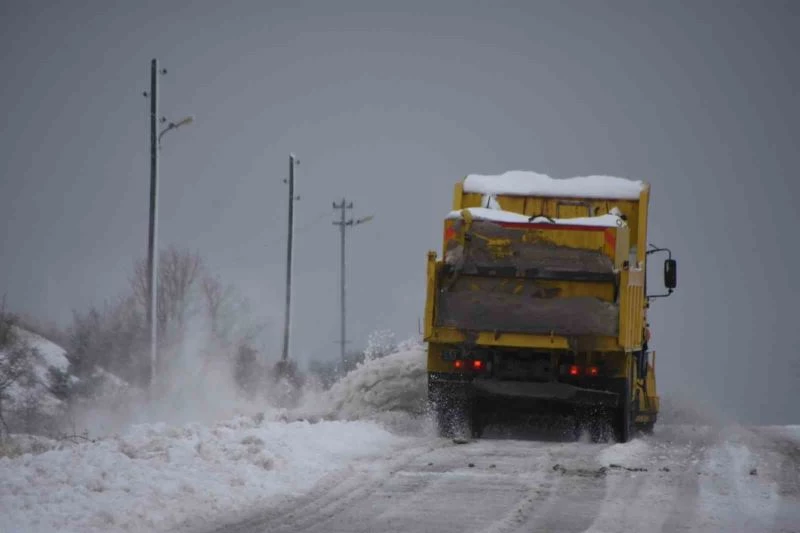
[0, 305, 36, 437]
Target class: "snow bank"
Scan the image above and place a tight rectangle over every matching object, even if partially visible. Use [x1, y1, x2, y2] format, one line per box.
[0, 415, 404, 533]
[446, 207, 626, 228]
[294, 347, 428, 429]
[463, 171, 646, 199]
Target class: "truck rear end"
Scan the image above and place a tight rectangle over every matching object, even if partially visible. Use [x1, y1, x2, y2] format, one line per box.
[424, 172, 676, 442]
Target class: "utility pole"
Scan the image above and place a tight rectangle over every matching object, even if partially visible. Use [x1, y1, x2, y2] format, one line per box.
[332, 199, 373, 364]
[281, 154, 300, 362]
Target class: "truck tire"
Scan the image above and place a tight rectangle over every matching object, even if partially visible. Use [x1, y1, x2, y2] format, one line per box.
[431, 394, 474, 438]
[430, 394, 454, 438]
[470, 404, 484, 439]
[434, 404, 454, 438]
[449, 399, 476, 439]
[614, 376, 633, 443]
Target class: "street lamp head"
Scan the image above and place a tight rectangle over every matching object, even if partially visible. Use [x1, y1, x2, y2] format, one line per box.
[174, 115, 194, 128]
[158, 115, 195, 148]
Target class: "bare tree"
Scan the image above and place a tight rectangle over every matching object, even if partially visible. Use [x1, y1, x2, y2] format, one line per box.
[201, 274, 234, 343]
[64, 294, 148, 390]
[201, 275, 265, 353]
[14, 312, 69, 348]
[131, 245, 204, 344]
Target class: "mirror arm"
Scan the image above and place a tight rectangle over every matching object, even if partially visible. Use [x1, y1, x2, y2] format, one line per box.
[646, 243, 673, 259]
[647, 289, 674, 300]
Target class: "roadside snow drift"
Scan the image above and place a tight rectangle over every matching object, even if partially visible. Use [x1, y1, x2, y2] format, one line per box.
[0, 347, 429, 533]
[0, 416, 404, 533]
[293, 347, 428, 425]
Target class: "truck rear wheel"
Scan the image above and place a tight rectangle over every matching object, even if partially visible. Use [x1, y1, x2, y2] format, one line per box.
[613, 377, 633, 443]
[433, 398, 455, 438]
[432, 396, 479, 439]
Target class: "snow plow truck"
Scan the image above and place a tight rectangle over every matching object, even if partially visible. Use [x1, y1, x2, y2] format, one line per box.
[424, 171, 677, 442]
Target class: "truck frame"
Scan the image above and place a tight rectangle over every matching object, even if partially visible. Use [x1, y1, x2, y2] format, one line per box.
[423, 172, 676, 442]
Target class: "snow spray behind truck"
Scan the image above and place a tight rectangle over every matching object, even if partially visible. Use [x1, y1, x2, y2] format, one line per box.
[423, 172, 677, 442]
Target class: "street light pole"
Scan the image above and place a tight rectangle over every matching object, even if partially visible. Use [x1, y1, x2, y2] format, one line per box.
[143, 58, 193, 391]
[332, 199, 373, 365]
[146, 58, 160, 391]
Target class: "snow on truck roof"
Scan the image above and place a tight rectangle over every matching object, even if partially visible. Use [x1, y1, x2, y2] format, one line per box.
[446, 207, 626, 228]
[463, 171, 647, 200]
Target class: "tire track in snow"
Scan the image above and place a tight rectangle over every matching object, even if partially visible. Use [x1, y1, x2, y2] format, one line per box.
[206, 439, 448, 533]
[730, 427, 800, 533]
[300, 438, 557, 533]
[205, 425, 800, 533]
[496, 439, 610, 533]
[658, 426, 720, 532]
[592, 425, 719, 533]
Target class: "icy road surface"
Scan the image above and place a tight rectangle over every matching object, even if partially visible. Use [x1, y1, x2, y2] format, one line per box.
[205, 424, 800, 533]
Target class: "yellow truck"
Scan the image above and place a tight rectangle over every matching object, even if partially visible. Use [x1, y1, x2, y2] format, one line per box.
[423, 171, 677, 442]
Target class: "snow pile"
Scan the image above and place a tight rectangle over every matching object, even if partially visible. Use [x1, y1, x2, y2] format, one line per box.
[464, 171, 646, 199]
[0, 415, 404, 533]
[294, 347, 428, 430]
[446, 207, 626, 228]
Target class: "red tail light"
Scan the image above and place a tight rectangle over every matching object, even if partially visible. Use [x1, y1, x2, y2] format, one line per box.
[587, 366, 599, 377]
[472, 359, 483, 370]
[454, 360, 463, 369]
[568, 365, 580, 376]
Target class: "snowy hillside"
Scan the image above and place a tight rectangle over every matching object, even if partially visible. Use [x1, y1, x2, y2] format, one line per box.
[2, 327, 72, 413]
[2, 326, 129, 413]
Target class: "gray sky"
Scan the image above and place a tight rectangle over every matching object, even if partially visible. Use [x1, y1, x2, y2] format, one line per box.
[1, 0, 798, 423]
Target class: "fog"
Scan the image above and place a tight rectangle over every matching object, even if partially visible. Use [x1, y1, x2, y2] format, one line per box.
[1, 1, 798, 425]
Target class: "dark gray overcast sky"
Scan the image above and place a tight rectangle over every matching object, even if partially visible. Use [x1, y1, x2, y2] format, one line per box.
[1, 1, 798, 423]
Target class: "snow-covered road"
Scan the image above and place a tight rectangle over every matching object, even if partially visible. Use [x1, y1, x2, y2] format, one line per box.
[205, 424, 800, 533]
[3, 347, 798, 533]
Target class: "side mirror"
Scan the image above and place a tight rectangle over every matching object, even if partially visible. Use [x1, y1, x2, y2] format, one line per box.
[664, 259, 677, 289]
